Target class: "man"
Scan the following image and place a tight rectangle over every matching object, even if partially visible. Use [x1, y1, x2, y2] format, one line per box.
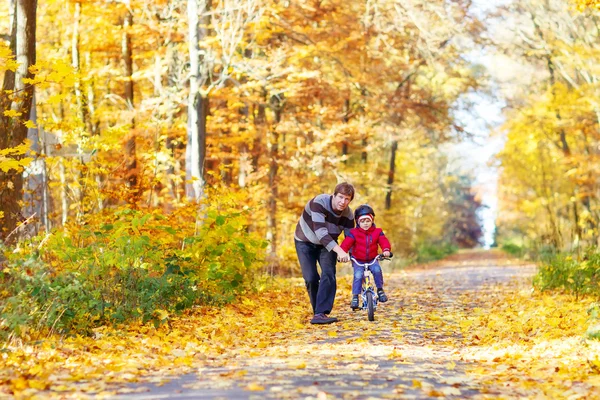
[294, 182, 355, 324]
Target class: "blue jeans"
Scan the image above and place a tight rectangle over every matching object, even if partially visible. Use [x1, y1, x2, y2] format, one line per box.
[295, 240, 337, 315]
[352, 260, 384, 295]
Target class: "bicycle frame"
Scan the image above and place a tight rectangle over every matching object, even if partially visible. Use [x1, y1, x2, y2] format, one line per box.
[350, 255, 386, 321]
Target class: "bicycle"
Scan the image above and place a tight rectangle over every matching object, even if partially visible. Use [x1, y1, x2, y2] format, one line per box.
[350, 253, 393, 321]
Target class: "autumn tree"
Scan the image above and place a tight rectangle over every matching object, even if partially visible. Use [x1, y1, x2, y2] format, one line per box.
[493, 0, 600, 250]
[0, 0, 487, 267]
[0, 0, 37, 242]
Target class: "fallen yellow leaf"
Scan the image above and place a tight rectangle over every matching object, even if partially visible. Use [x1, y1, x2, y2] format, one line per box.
[246, 382, 265, 391]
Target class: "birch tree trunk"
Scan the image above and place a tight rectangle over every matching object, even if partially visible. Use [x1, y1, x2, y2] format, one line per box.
[266, 95, 283, 272]
[84, 52, 99, 137]
[71, 1, 87, 217]
[186, 0, 210, 201]
[0, 0, 37, 243]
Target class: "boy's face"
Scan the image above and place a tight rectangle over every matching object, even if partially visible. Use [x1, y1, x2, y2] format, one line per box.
[358, 217, 372, 230]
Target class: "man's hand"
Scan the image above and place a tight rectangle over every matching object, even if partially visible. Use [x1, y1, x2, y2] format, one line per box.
[383, 250, 391, 258]
[337, 252, 349, 262]
[333, 245, 349, 262]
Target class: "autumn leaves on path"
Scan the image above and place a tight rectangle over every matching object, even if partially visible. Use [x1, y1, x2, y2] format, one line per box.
[117, 251, 600, 399]
[3, 250, 600, 399]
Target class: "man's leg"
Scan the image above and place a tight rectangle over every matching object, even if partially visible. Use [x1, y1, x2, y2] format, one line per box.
[295, 240, 320, 313]
[315, 247, 338, 315]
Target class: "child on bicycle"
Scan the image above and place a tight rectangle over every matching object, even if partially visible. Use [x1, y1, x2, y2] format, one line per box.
[340, 204, 392, 310]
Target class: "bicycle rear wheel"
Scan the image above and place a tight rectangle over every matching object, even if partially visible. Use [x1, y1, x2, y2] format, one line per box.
[366, 291, 375, 321]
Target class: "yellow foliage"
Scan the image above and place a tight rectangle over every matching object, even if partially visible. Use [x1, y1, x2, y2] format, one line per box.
[0, 140, 33, 173]
[3, 109, 22, 118]
[574, 0, 600, 10]
[0, 42, 18, 72]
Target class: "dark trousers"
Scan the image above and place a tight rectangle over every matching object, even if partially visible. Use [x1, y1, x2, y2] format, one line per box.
[295, 240, 337, 315]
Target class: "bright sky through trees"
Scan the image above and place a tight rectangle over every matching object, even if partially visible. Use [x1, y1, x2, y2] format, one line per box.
[446, 0, 512, 248]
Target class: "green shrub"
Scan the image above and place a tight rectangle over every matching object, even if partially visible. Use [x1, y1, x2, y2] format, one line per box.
[0, 204, 267, 340]
[501, 242, 524, 257]
[416, 242, 458, 263]
[533, 248, 600, 300]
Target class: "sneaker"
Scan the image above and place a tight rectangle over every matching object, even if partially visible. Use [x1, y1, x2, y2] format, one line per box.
[377, 289, 388, 303]
[310, 313, 338, 324]
[350, 295, 359, 310]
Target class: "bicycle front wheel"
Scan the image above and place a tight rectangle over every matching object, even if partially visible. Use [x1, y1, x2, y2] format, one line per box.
[366, 291, 375, 321]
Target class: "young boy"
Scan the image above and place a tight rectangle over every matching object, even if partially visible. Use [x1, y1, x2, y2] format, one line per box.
[340, 204, 391, 310]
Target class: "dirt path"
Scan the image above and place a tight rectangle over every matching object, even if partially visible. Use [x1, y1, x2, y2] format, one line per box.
[114, 251, 537, 399]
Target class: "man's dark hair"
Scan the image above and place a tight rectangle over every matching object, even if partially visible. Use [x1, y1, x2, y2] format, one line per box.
[334, 182, 355, 201]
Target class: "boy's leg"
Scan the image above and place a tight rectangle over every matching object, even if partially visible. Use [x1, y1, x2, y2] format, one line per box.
[295, 240, 320, 313]
[350, 262, 363, 310]
[370, 262, 388, 302]
[314, 246, 337, 315]
[352, 262, 364, 295]
[370, 262, 384, 289]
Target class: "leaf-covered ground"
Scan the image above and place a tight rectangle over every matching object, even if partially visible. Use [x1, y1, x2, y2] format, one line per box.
[2, 250, 600, 399]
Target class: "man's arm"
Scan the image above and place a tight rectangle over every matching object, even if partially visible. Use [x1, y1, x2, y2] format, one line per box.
[332, 244, 350, 262]
[310, 200, 338, 251]
[338, 235, 354, 262]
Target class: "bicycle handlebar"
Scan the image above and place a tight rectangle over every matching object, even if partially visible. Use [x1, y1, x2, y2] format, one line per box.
[350, 252, 393, 266]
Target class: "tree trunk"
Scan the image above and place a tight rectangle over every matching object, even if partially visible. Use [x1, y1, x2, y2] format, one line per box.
[0, 0, 37, 243]
[251, 94, 267, 171]
[84, 52, 99, 136]
[186, 92, 208, 200]
[162, 44, 184, 202]
[186, 0, 210, 201]
[538, 143, 562, 248]
[72, 1, 87, 126]
[23, 96, 42, 237]
[122, 3, 137, 202]
[361, 138, 368, 163]
[385, 140, 398, 210]
[266, 95, 283, 273]
[342, 98, 350, 162]
[238, 104, 250, 188]
[82, 51, 103, 211]
[59, 159, 68, 225]
[71, 1, 88, 217]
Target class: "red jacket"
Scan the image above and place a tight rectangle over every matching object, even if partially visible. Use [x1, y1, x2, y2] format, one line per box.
[340, 226, 391, 262]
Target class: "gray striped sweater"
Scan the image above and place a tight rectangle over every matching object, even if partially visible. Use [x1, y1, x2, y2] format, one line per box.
[294, 194, 355, 251]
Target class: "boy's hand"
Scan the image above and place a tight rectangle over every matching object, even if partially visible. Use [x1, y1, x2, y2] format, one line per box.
[383, 251, 391, 258]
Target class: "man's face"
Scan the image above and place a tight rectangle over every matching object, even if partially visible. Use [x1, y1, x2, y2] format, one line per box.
[332, 193, 352, 212]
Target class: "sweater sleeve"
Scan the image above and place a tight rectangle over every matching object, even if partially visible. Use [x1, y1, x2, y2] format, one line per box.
[309, 199, 336, 250]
